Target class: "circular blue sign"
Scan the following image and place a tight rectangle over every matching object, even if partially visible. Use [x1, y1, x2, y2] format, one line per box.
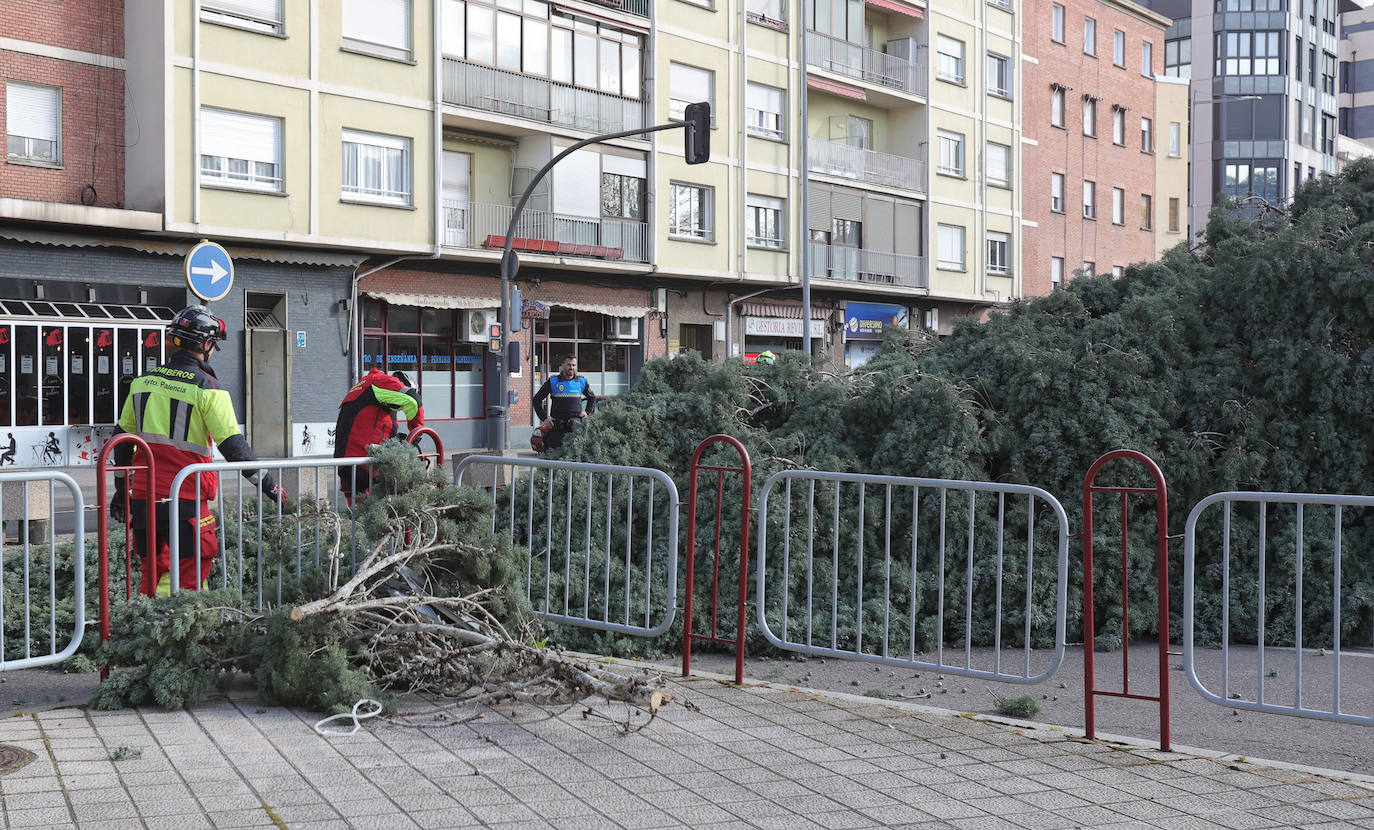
[185, 240, 235, 302]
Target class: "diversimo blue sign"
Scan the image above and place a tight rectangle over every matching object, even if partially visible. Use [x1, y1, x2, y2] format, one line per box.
[843, 302, 906, 340]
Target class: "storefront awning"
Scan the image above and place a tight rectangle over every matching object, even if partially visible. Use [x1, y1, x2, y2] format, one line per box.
[739, 302, 830, 320]
[551, 301, 654, 318]
[362, 291, 496, 309]
[865, 0, 924, 18]
[0, 227, 365, 267]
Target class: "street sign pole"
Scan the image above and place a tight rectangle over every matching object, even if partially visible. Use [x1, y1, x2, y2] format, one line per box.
[487, 108, 711, 451]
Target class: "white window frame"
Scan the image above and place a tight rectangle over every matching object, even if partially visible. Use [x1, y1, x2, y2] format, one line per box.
[1113, 29, 1125, 66]
[936, 130, 965, 177]
[202, 0, 283, 35]
[746, 193, 785, 249]
[1141, 117, 1153, 153]
[1051, 256, 1064, 286]
[1083, 97, 1097, 137]
[987, 53, 1011, 98]
[1112, 187, 1124, 224]
[1083, 180, 1096, 218]
[342, 0, 412, 61]
[1111, 265, 1124, 278]
[669, 181, 713, 241]
[1051, 87, 1065, 127]
[341, 129, 412, 205]
[937, 223, 966, 270]
[1141, 193, 1153, 229]
[1052, 3, 1065, 42]
[986, 142, 1011, 187]
[745, 82, 785, 140]
[936, 35, 966, 84]
[669, 62, 714, 122]
[1082, 261, 1095, 277]
[1169, 122, 1181, 156]
[200, 107, 283, 193]
[1112, 107, 1125, 144]
[1084, 17, 1096, 55]
[1051, 172, 1064, 212]
[6, 81, 61, 165]
[986, 231, 1011, 275]
[1142, 41, 1153, 76]
[747, 0, 787, 21]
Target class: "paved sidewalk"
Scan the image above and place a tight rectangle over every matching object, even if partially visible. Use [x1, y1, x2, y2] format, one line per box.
[2, 668, 1374, 830]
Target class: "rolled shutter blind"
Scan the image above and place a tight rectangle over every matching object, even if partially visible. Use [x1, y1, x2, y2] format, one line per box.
[6, 82, 59, 141]
[807, 184, 832, 231]
[204, 0, 280, 22]
[343, 0, 409, 50]
[201, 108, 279, 166]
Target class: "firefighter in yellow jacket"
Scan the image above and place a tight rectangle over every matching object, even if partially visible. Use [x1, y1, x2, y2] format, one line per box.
[109, 305, 283, 596]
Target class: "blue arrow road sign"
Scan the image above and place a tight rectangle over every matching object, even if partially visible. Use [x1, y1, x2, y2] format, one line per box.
[185, 240, 234, 302]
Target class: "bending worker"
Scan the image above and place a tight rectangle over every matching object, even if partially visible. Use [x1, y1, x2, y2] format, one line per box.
[532, 355, 596, 452]
[110, 305, 283, 597]
[333, 368, 423, 499]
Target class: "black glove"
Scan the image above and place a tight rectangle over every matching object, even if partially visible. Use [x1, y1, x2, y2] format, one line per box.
[261, 473, 286, 508]
[108, 474, 128, 524]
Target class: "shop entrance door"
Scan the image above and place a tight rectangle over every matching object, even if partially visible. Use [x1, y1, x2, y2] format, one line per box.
[245, 292, 289, 458]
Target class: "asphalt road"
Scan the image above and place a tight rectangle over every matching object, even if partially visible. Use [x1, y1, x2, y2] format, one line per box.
[689, 640, 1374, 778]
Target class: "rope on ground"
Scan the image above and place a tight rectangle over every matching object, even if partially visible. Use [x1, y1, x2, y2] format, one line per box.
[313, 699, 383, 737]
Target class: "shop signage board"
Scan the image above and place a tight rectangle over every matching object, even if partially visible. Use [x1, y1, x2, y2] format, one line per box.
[843, 302, 908, 340]
[743, 316, 825, 338]
[185, 241, 235, 303]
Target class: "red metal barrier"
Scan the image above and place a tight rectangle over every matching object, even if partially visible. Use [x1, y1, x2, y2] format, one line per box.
[682, 435, 752, 685]
[1082, 449, 1170, 750]
[95, 434, 157, 679]
[408, 427, 445, 473]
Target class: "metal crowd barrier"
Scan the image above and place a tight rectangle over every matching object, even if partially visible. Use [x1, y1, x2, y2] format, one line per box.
[455, 455, 679, 637]
[756, 470, 1070, 683]
[167, 457, 374, 609]
[1183, 492, 1374, 726]
[0, 470, 86, 671]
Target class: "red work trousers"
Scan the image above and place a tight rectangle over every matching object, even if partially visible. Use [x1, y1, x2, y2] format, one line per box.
[129, 500, 219, 596]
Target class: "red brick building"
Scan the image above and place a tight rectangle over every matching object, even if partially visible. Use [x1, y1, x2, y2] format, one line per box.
[1023, 0, 1171, 295]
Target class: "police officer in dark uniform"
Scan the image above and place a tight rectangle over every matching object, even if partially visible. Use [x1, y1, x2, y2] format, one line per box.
[531, 355, 597, 451]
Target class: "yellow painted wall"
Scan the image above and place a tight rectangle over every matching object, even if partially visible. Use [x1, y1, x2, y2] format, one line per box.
[1155, 79, 1189, 256]
[444, 139, 512, 205]
[319, 95, 434, 246]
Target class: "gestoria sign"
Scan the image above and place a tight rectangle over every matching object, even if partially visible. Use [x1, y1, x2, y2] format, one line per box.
[744, 316, 826, 338]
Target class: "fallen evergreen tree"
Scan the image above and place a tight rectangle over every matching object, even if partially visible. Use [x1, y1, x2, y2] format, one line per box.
[544, 159, 1374, 654]
[92, 441, 675, 722]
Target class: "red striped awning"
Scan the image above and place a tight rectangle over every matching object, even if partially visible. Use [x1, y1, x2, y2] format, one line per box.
[806, 76, 867, 101]
[866, 0, 924, 18]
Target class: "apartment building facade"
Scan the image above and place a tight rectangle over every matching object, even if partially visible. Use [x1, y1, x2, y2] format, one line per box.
[1021, 0, 1181, 295]
[1338, 4, 1374, 150]
[2, 0, 1023, 458]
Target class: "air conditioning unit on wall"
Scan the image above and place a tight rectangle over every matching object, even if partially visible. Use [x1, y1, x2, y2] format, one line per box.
[606, 317, 639, 340]
[462, 309, 499, 342]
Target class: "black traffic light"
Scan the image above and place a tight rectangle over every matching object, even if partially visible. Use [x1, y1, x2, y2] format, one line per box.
[684, 101, 711, 165]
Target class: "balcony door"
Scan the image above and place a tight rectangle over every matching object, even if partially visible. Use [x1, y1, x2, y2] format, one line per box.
[442, 150, 471, 247]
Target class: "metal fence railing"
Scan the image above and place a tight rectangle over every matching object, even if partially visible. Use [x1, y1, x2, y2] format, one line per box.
[461, 201, 649, 263]
[1183, 492, 1374, 726]
[455, 455, 679, 638]
[756, 471, 1070, 684]
[808, 243, 928, 289]
[805, 29, 926, 96]
[164, 457, 376, 609]
[0, 470, 86, 671]
[808, 139, 926, 193]
[442, 58, 649, 134]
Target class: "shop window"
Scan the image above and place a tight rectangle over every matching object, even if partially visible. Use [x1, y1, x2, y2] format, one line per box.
[361, 305, 485, 419]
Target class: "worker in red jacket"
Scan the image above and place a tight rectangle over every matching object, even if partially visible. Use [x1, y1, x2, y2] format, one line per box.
[333, 369, 424, 499]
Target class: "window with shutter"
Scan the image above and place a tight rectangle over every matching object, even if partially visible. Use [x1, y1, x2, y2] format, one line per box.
[203, 0, 283, 34]
[342, 129, 411, 205]
[342, 0, 412, 60]
[6, 82, 61, 164]
[200, 108, 282, 192]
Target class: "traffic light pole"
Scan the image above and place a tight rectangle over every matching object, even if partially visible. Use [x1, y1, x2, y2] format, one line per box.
[488, 113, 709, 451]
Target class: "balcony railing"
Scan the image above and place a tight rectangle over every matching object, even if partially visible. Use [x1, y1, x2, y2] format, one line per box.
[808, 139, 925, 192]
[583, 0, 649, 16]
[805, 30, 926, 96]
[442, 58, 649, 134]
[443, 200, 648, 264]
[808, 243, 927, 289]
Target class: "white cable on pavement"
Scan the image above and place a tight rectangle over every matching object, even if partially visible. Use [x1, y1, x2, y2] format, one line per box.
[313, 699, 383, 737]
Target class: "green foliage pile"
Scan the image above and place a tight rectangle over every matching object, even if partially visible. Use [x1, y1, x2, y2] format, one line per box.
[92, 440, 533, 713]
[547, 159, 1374, 653]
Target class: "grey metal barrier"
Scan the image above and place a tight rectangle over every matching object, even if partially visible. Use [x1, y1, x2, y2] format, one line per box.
[167, 457, 373, 608]
[756, 471, 1070, 683]
[0, 471, 86, 671]
[1183, 492, 1374, 726]
[455, 456, 679, 637]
